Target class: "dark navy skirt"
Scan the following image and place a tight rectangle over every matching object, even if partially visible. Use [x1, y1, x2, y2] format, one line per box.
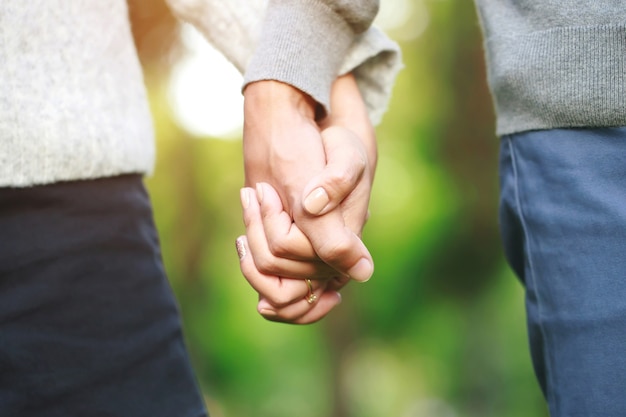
[0, 175, 207, 417]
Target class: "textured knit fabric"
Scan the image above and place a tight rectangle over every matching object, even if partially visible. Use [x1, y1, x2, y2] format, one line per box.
[0, 0, 401, 187]
[475, 0, 626, 135]
[165, 0, 401, 124]
[241, 0, 378, 112]
[0, 1, 155, 187]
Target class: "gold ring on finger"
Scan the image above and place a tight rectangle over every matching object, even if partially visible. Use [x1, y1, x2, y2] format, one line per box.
[305, 279, 317, 304]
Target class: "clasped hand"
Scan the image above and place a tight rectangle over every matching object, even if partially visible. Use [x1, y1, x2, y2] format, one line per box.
[237, 74, 376, 324]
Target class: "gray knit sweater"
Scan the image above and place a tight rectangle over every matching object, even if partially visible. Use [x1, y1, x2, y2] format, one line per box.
[0, 0, 401, 187]
[475, 0, 626, 135]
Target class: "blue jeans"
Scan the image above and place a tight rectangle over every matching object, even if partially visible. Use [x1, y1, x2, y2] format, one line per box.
[499, 128, 626, 417]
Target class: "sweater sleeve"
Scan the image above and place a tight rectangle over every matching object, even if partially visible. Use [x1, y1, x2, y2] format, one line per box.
[243, 0, 379, 113]
[338, 26, 403, 125]
[165, 0, 401, 124]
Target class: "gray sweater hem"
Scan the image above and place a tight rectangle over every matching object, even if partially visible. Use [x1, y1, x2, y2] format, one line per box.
[485, 24, 626, 136]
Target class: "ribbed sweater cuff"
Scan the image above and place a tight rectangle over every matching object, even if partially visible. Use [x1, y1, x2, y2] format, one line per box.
[243, 0, 356, 115]
[485, 25, 626, 135]
[337, 26, 403, 125]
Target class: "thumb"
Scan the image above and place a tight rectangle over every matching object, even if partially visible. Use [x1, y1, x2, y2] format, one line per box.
[301, 126, 367, 216]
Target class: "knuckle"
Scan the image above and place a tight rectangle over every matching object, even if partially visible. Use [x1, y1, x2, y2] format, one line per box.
[316, 236, 354, 264]
[265, 291, 295, 308]
[254, 253, 279, 275]
[327, 169, 355, 192]
[267, 238, 290, 258]
[325, 158, 366, 195]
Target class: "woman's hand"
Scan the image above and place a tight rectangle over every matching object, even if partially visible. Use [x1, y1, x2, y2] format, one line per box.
[236, 185, 347, 324]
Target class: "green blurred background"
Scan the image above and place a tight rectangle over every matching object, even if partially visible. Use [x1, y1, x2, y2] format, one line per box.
[128, 1, 549, 416]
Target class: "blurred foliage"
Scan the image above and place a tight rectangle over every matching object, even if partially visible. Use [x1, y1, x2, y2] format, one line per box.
[128, 0, 549, 416]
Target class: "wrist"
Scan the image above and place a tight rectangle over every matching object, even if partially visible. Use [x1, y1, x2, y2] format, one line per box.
[244, 80, 318, 120]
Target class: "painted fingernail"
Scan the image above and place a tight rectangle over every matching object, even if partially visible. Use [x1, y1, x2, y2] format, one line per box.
[259, 308, 277, 317]
[240, 188, 250, 209]
[348, 258, 374, 282]
[255, 183, 264, 203]
[303, 187, 329, 215]
[235, 236, 247, 260]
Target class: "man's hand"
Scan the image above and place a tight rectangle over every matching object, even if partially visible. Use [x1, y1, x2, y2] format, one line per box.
[243, 79, 374, 282]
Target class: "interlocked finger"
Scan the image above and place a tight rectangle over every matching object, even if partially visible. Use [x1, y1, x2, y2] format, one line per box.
[241, 187, 342, 279]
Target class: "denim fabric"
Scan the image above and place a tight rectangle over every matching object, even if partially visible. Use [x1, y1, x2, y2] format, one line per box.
[0, 175, 207, 417]
[499, 128, 626, 417]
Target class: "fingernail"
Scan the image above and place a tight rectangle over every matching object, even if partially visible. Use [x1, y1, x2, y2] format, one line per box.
[335, 292, 342, 304]
[348, 258, 374, 282]
[259, 308, 277, 317]
[235, 237, 247, 260]
[255, 183, 264, 203]
[303, 187, 329, 215]
[240, 188, 250, 209]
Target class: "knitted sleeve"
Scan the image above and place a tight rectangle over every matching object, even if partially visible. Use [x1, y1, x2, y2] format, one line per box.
[242, 0, 379, 113]
[165, 0, 401, 124]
